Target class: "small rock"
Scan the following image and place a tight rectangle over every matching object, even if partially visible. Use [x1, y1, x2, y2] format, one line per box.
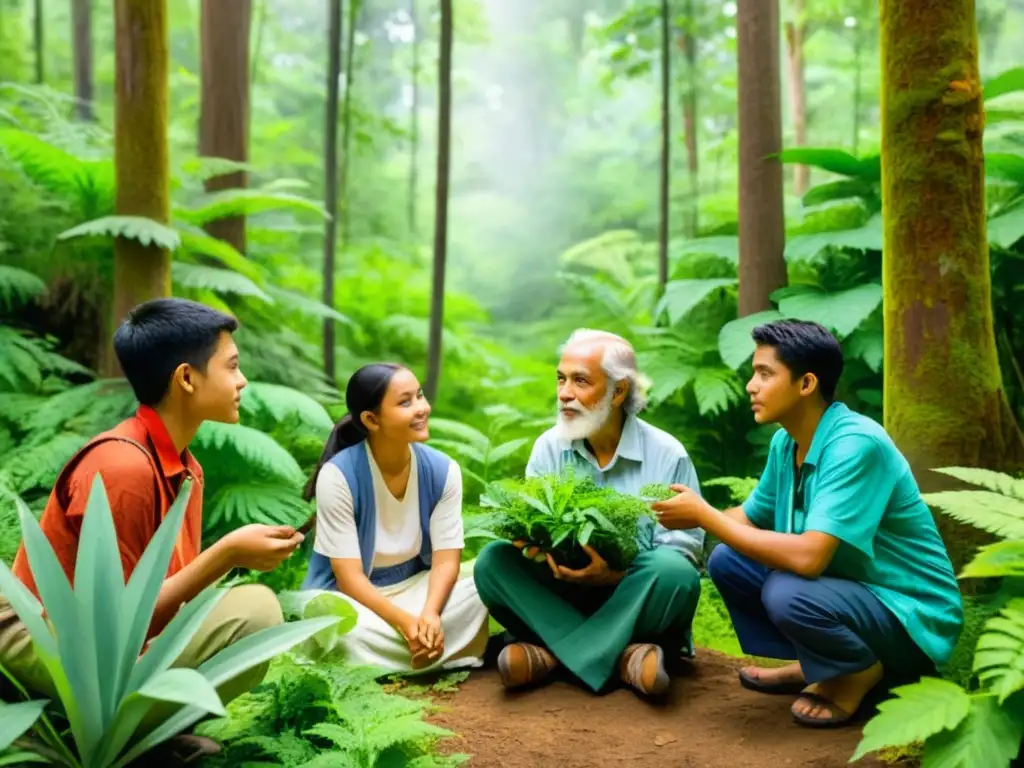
[544, 706, 563, 713]
[654, 732, 678, 747]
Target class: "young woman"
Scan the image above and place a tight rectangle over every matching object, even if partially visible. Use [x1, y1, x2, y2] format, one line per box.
[299, 363, 490, 673]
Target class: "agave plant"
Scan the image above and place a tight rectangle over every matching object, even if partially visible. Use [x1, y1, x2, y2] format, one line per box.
[0, 474, 341, 768]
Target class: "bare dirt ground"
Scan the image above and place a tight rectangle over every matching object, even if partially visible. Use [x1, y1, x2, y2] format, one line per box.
[429, 649, 903, 768]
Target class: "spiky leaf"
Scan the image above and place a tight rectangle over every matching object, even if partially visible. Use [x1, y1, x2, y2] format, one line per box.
[923, 491, 1024, 540]
[929, 468, 1024, 501]
[973, 599, 1024, 702]
[58, 216, 181, 250]
[851, 677, 971, 761]
[0, 699, 48, 752]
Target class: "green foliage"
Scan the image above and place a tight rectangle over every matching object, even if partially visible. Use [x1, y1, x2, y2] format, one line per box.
[467, 473, 653, 571]
[0, 265, 45, 311]
[195, 656, 467, 768]
[58, 216, 181, 251]
[0, 478, 339, 767]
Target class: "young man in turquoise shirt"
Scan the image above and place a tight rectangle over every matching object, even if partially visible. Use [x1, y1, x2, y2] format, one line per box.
[652, 319, 963, 728]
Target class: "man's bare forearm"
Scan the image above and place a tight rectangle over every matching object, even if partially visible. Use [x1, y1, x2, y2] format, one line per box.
[150, 540, 236, 636]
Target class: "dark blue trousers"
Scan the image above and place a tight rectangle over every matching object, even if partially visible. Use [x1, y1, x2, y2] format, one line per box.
[707, 544, 934, 684]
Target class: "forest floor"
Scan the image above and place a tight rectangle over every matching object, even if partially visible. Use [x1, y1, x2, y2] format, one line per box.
[427, 648, 910, 768]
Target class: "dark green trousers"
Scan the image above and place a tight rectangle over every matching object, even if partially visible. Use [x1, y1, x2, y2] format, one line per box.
[473, 540, 701, 692]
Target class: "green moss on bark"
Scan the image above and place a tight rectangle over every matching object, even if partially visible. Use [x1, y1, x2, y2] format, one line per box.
[108, 0, 170, 374]
[880, 0, 1024, 569]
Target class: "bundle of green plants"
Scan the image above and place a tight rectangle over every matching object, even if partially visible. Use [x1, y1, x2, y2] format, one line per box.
[465, 473, 665, 571]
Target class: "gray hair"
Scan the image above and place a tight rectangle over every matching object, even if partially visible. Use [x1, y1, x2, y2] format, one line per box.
[560, 328, 651, 414]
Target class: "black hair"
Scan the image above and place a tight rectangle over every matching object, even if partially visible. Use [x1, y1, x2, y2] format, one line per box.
[301, 362, 405, 502]
[113, 298, 239, 406]
[751, 319, 844, 403]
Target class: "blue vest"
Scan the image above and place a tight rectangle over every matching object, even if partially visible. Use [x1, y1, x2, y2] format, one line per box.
[301, 441, 452, 590]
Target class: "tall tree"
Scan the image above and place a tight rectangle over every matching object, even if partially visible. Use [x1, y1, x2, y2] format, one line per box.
[323, 0, 343, 384]
[736, 0, 787, 316]
[424, 0, 452, 402]
[110, 0, 170, 375]
[881, 0, 1024, 567]
[657, 0, 670, 294]
[33, 0, 43, 83]
[71, 0, 93, 120]
[199, 0, 252, 254]
[783, 0, 808, 195]
[408, 0, 420, 235]
[339, 0, 360, 247]
[679, 0, 699, 237]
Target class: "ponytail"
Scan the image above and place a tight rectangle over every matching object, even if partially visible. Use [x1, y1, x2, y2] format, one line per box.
[298, 414, 367, 532]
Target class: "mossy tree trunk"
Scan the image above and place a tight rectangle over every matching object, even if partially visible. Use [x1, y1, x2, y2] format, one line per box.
[424, 0, 452, 403]
[657, 0, 670, 296]
[199, 0, 251, 254]
[679, 0, 699, 238]
[109, 0, 170, 376]
[881, 0, 1024, 570]
[737, 0, 787, 316]
[407, 0, 419, 236]
[323, 0, 343, 384]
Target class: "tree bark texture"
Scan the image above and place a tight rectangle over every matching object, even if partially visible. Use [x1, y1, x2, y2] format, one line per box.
[111, 0, 170, 375]
[71, 0, 93, 120]
[339, 0, 359, 247]
[657, 0, 670, 294]
[323, 0, 343, 384]
[199, 0, 252, 254]
[737, 0, 787, 316]
[425, 0, 452, 403]
[880, 0, 1024, 570]
[408, 0, 419, 235]
[679, 0, 699, 238]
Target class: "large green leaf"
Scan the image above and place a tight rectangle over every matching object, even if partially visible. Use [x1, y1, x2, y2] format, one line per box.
[0, 265, 46, 312]
[276, 591, 359, 656]
[985, 67, 1024, 101]
[961, 540, 1024, 579]
[852, 677, 971, 761]
[802, 178, 877, 208]
[175, 189, 327, 226]
[921, 694, 1024, 768]
[986, 154, 1024, 187]
[171, 262, 269, 301]
[0, 699, 48, 752]
[777, 148, 880, 180]
[241, 382, 334, 433]
[58, 216, 181, 250]
[175, 224, 264, 282]
[974, 600, 1024, 703]
[655, 279, 736, 325]
[671, 236, 739, 265]
[989, 203, 1024, 249]
[487, 438, 530, 465]
[718, 310, 784, 370]
[777, 283, 882, 338]
[193, 422, 304, 486]
[425, 418, 489, 451]
[784, 214, 884, 261]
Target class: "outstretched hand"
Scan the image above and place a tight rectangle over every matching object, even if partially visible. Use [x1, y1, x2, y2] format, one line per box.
[650, 484, 712, 530]
[222, 524, 304, 571]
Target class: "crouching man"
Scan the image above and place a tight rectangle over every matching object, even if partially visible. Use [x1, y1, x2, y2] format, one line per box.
[652, 320, 963, 727]
[473, 329, 703, 697]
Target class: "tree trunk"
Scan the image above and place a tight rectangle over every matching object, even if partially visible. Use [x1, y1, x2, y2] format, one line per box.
[323, 0, 343, 385]
[679, 0, 699, 237]
[424, 0, 452, 403]
[71, 0, 93, 120]
[852, 21, 862, 154]
[657, 0, 670, 294]
[109, 0, 170, 376]
[408, 0, 419, 235]
[737, 0, 787, 316]
[199, 0, 252, 254]
[33, 0, 43, 83]
[881, 0, 1024, 571]
[783, 0, 808, 196]
[339, 0, 359, 247]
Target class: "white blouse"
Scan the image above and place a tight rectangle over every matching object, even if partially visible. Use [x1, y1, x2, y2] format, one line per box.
[312, 447, 464, 568]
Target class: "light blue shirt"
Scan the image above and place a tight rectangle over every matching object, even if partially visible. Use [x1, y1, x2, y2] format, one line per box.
[525, 413, 705, 564]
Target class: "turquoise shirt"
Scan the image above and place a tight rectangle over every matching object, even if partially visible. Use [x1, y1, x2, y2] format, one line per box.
[526, 413, 705, 564]
[742, 402, 964, 667]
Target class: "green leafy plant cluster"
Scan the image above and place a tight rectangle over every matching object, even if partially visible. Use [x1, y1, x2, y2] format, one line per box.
[467, 472, 655, 571]
[0, 476, 339, 768]
[851, 467, 1024, 766]
[193, 656, 468, 768]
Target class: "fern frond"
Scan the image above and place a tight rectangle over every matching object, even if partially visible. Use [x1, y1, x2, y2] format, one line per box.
[923, 490, 1024, 539]
[20, 380, 134, 443]
[693, 368, 744, 416]
[973, 598, 1024, 702]
[961, 540, 1024, 579]
[425, 418, 488, 450]
[171, 261, 270, 301]
[241, 382, 334, 433]
[0, 326, 92, 392]
[265, 286, 352, 325]
[0, 432, 89, 493]
[176, 222, 265, 282]
[58, 215, 181, 250]
[175, 188, 327, 226]
[207, 483, 312, 528]
[704, 476, 760, 505]
[0, 265, 46, 311]
[193, 422, 305, 486]
[930, 467, 1024, 502]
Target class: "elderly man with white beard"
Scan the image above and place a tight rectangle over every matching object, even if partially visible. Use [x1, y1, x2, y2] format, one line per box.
[473, 329, 703, 697]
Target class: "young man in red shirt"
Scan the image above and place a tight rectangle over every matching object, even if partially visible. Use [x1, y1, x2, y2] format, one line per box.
[0, 298, 304, 759]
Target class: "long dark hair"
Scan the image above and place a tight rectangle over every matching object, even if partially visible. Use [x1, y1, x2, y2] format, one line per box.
[299, 363, 404, 531]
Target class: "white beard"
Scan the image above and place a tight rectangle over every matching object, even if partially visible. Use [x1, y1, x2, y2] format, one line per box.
[555, 390, 614, 443]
